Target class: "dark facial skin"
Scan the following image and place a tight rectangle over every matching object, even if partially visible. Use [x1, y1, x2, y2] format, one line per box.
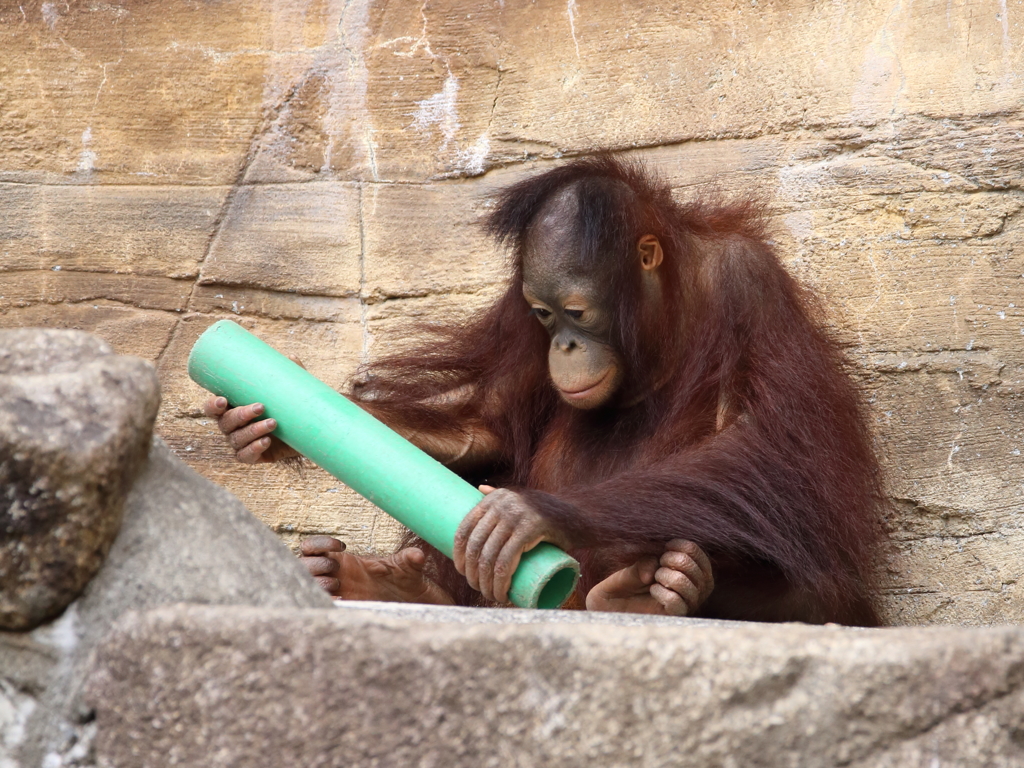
[521, 190, 664, 410]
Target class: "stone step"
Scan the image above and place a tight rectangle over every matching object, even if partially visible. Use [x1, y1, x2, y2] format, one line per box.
[85, 601, 1024, 768]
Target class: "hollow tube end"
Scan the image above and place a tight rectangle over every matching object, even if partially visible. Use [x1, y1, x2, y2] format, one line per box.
[508, 544, 580, 610]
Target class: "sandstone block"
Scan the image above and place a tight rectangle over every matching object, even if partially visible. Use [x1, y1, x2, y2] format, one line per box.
[364, 293, 504, 351]
[352, 1, 1024, 181]
[0, 3, 270, 184]
[189, 285, 362, 323]
[200, 182, 362, 296]
[0, 183, 224, 276]
[884, 532, 1024, 626]
[361, 182, 505, 299]
[86, 602, 1024, 767]
[0, 270, 192, 312]
[0, 305, 179, 364]
[0, 329, 160, 630]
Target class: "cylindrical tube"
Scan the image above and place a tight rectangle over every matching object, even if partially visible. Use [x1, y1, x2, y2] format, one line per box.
[188, 319, 579, 609]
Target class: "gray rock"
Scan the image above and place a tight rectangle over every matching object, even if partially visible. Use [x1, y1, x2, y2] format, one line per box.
[0, 329, 160, 631]
[2, 437, 331, 767]
[85, 602, 1024, 768]
[75, 437, 332, 623]
[332, 598, 740, 627]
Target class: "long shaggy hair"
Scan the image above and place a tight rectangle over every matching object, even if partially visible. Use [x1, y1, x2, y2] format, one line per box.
[356, 154, 886, 625]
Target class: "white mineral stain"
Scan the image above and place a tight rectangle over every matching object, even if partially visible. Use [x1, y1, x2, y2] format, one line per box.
[41, 2, 59, 30]
[412, 73, 460, 148]
[1000, 0, 1011, 54]
[76, 127, 96, 174]
[454, 132, 490, 176]
[322, 0, 376, 178]
[567, 0, 581, 59]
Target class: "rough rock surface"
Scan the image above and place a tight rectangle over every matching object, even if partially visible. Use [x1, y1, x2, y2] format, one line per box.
[1, 0, 1023, 624]
[86, 602, 1024, 768]
[0, 437, 332, 767]
[0, 329, 160, 631]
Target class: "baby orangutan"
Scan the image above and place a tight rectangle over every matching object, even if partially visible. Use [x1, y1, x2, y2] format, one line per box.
[207, 154, 883, 624]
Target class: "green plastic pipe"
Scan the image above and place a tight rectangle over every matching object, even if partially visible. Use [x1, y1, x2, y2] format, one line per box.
[187, 319, 580, 610]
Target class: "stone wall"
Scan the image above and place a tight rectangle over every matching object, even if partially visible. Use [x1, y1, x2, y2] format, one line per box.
[1, 0, 1022, 625]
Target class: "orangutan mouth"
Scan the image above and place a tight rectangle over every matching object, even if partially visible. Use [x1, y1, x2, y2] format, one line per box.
[558, 369, 611, 400]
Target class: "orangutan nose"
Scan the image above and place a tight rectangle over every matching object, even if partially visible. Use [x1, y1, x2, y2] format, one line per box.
[555, 334, 584, 353]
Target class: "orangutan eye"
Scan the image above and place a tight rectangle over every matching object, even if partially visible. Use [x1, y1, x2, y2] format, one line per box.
[531, 307, 552, 320]
[564, 309, 584, 320]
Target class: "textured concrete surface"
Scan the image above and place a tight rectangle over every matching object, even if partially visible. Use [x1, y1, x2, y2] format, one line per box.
[86, 602, 1024, 767]
[1, 0, 1022, 624]
[0, 438, 331, 767]
[0, 329, 159, 630]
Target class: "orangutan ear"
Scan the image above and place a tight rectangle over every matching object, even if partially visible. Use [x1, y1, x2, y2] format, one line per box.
[638, 234, 664, 271]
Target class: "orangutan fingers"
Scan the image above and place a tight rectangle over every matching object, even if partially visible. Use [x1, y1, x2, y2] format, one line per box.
[397, 546, 426, 572]
[650, 582, 688, 616]
[203, 396, 229, 417]
[314, 576, 341, 594]
[663, 541, 715, 602]
[659, 550, 705, 591]
[655, 566, 701, 612]
[666, 539, 714, 584]
[690, 546, 714, 588]
[300, 536, 346, 557]
[228, 418, 277, 451]
[490, 534, 531, 604]
[236, 436, 272, 464]
[607, 559, 652, 595]
[302, 555, 340, 578]
[462, 509, 501, 590]
[635, 556, 660, 586]
[219, 402, 265, 434]
[453, 503, 489, 573]
[478, 523, 519, 602]
[362, 556, 391, 579]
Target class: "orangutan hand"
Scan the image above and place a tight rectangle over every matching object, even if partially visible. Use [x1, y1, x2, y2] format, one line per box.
[204, 396, 300, 464]
[299, 536, 454, 605]
[299, 535, 348, 594]
[453, 486, 573, 603]
[585, 539, 714, 616]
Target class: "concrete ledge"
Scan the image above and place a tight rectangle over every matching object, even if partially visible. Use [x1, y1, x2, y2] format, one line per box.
[86, 603, 1024, 767]
[332, 598, 742, 626]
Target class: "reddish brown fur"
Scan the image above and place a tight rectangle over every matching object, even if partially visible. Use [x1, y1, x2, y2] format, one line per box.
[356, 155, 886, 625]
